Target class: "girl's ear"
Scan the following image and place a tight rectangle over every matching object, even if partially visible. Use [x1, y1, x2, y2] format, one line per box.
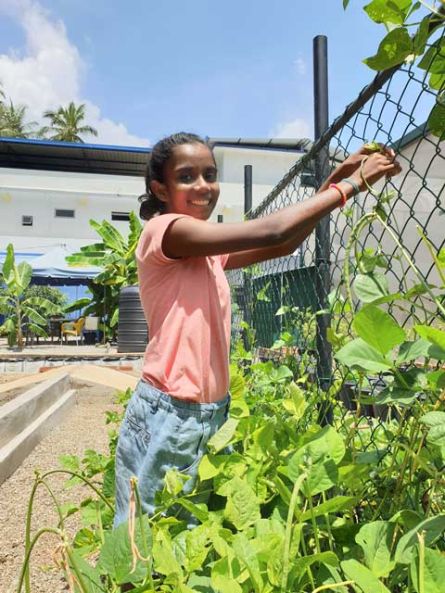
[150, 180, 168, 203]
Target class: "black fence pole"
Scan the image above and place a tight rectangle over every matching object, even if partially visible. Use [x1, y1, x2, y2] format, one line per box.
[243, 165, 253, 349]
[313, 35, 333, 424]
[244, 165, 253, 215]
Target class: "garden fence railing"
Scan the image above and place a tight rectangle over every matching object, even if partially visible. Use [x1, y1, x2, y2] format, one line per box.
[227, 25, 445, 440]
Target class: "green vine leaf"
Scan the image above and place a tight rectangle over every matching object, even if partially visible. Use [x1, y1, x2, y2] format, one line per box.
[353, 273, 390, 302]
[395, 514, 445, 564]
[335, 337, 393, 372]
[341, 558, 391, 593]
[410, 547, 445, 593]
[353, 304, 406, 355]
[418, 38, 445, 72]
[428, 101, 445, 140]
[429, 73, 445, 90]
[420, 411, 445, 447]
[364, 26, 413, 70]
[207, 418, 239, 453]
[288, 426, 346, 495]
[414, 325, 445, 351]
[355, 521, 396, 578]
[364, 0, 413, 25]
[222, 477, 261, 530]
[412, 15, 431, 55]
[98, 516, 152, 584]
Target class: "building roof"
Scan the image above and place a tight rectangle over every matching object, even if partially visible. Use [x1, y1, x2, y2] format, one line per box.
[0, 136, 150, 177]
[391, 122, 429, 152]
[210, 137, 312, 151]
[0, 136, 311, 177]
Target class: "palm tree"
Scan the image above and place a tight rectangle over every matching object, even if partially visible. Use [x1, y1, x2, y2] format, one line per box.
[0, 101, 40, 138]
[41, 102, 98, 143]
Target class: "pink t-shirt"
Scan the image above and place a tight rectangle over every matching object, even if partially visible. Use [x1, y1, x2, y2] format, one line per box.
[136, 213, 231, 403]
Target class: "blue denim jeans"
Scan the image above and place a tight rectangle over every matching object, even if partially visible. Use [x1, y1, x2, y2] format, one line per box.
[114, 380, 230, 527]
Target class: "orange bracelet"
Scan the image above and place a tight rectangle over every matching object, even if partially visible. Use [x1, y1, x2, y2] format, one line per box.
[329, 183, 347, 207]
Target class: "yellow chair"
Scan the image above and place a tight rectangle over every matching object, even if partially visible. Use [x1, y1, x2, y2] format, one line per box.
[61, 317, 85, 345]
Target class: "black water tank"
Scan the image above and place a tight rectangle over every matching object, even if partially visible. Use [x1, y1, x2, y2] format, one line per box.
[117, 285, 148, 353]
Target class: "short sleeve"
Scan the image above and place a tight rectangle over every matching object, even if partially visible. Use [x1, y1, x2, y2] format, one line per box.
[136, 213, 190, 266]
[219, 253, 229, 269]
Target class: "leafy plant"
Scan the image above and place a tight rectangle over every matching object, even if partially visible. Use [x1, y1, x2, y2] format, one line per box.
[16, 236, 445, 590]
[0, 244, 59, 349]
[344, 0, 445, 139]
[64, 212, 143, 336]
[18, 339, 445, 592]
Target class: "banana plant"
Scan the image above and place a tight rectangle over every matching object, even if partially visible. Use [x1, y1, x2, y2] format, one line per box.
[0, 244, 59, 349]
[65, 212, 143, 335]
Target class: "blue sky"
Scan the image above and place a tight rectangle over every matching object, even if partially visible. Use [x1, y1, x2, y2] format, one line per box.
[0, 0, 396, 147]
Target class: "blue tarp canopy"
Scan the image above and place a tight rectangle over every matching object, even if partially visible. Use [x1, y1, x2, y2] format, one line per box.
[30, 245, 101, 286]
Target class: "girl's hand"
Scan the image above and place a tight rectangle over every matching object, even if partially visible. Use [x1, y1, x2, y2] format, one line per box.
[338, 143, 396, 178]
[349, 151, 402, 192]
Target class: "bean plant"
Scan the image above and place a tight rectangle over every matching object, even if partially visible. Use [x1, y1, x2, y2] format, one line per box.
[17, 246, 445, 591]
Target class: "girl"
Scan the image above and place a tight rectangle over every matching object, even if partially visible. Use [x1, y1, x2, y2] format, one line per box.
[114, 131, 401, 526]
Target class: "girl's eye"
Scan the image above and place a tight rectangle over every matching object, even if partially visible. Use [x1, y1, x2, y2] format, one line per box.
[178, 173, 194, 183]
[205, 170, 217, 182]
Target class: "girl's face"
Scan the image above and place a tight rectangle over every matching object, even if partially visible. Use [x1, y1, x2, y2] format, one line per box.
[152, 142, 220, 220]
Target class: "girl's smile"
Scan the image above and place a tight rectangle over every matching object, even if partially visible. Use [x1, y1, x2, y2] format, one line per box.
[151, 142, 220, 220]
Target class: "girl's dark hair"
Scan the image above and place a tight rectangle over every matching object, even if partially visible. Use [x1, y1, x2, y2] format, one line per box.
[138, 131, 214, 220]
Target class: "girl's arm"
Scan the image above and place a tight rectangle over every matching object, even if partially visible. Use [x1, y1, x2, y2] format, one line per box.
[225, 153, 365, 270]
[162, 150, 400, 261]
[224, 222, 317, 270]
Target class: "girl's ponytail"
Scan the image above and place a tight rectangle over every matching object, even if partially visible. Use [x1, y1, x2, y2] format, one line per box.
[138, 192, 166, 220]
[139, 131, 214, 221]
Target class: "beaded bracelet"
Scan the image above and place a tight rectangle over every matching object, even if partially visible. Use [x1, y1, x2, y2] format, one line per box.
[329, 183, 347, 207]
[342, 177, 361, 196]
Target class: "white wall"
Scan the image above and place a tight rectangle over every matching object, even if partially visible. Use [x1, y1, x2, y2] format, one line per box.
[214, 146, 302, 221]
[0, 168, 142, 253]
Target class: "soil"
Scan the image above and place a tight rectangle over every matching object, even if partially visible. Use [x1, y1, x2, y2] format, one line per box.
[0, 380, 121, 593]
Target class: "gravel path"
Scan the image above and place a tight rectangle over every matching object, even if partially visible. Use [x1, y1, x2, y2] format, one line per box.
[0, 380, 121, 593]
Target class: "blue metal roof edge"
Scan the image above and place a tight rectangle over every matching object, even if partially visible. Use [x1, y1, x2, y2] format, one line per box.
[0, 135, 151, 154]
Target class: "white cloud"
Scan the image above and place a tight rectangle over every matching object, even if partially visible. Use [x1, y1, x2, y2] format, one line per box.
[0, 0, 149, 146]
[83, 101, 151, 147]
[294, 56, 306, 76]
[270, 117, 312, 139]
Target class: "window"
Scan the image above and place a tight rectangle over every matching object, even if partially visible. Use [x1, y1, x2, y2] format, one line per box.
[22, 215, 33, 226]
[55, 209, 75, 218]
[111, 211, 130, 222]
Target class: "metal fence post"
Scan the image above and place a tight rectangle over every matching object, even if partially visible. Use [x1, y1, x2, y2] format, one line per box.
[243, 165, 253, 349]
[313, 35, 333, 423]
[244, 165, 253, 215]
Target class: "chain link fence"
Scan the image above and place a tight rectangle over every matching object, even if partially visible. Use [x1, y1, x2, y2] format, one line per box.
[227, 25, 444, 439]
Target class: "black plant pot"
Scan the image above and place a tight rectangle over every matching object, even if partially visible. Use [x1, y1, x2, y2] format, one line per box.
[338, 378, 391, 421]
